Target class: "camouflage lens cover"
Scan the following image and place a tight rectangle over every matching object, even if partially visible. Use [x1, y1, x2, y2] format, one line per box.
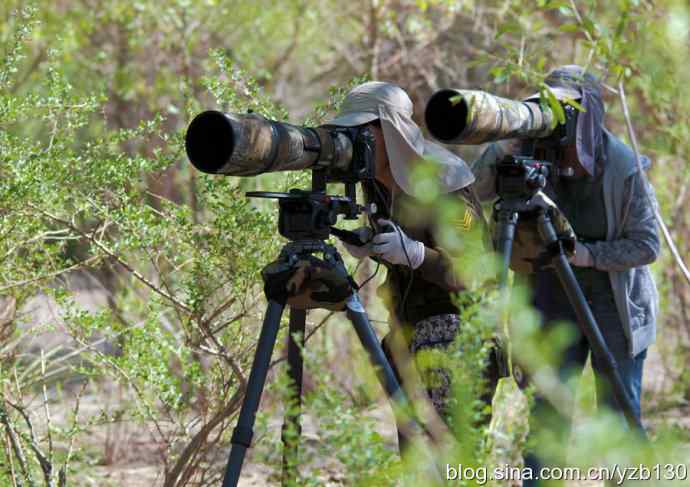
[262, 255, 353, 310]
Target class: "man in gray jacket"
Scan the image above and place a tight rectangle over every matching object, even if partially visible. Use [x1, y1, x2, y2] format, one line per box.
[472, 65, 660, 485]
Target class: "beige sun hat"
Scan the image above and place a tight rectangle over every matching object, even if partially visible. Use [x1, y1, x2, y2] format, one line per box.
[524, 65, 584, 102]
[325, 81, 475, 195]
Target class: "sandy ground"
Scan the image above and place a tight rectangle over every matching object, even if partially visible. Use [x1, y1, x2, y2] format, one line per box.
[9, 281, 689, 486]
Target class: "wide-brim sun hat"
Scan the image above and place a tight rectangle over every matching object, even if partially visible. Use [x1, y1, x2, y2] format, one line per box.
[524, 86, 582, 103]
[325, 81, 475, 195]
[525, 65, 606, 176]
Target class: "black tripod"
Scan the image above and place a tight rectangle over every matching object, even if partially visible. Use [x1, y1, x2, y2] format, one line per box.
[223, 236, 422, 487]
[494, 200, 646, 435]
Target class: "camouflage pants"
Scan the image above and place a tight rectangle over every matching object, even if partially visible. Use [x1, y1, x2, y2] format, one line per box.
[382, 314, 502, 441]
[408, 314, 461, 421]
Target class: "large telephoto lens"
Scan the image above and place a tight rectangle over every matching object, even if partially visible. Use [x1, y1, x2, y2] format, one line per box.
[425, 89, 555, 145]
[185, 110, 359, 177]
[185, 110, 328, 176]
[185, 111, 235, 174]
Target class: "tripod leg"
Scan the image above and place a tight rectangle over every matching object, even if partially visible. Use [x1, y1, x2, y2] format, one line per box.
[281, 308, 306, 487]
[222, 300, 286, 487]
[495, 208, 519, 288]
[344, 293, 450, 484]
[536, 213, 646, 436]
[343, 294, 420, 432]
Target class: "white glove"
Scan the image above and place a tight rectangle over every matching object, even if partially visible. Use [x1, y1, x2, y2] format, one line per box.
[371, 219, 425, 269]
[570, 241, 594, 267]
[342, 227, 374, 259]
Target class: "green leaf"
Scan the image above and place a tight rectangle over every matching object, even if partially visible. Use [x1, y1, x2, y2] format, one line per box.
[449, 94, 463, 106]
[559, 23, 580, 33]
[544, 0, 571, 9]
[563, 97, 586, 112]
[543, 85, 566, 126]
[495, 21, 522, 39]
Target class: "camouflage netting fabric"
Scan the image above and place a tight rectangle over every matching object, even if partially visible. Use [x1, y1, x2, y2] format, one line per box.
[261, 255, 353, 310]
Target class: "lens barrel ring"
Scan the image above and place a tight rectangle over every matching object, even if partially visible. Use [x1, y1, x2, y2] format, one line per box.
[313, 127, 336, 167]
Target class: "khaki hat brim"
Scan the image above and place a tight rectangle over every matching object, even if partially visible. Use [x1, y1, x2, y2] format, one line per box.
[379, 104, 474, 195]
[324, 111, 379, 127]
[324, 80, 474, 195]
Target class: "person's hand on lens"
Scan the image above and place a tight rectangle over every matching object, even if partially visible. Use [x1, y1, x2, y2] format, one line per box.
[342, 227, 374, 259]
[371, 219, 425, 269]
[570, 241, 594, 267]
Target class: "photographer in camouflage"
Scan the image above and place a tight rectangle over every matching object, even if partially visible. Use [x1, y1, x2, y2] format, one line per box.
[473, 65, 660, 485]
[327, 81, 502, 452]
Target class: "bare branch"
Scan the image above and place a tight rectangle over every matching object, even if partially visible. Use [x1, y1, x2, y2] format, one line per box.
[40, 350, 54, 477]
[27, 204, 193, 313]
[618, 80, 690, 287]
[7, 401, 53, 487]
[0, 403, 34, 487]
[0, 256, 100, 293]
[3, 428, 20, 487]
[58, 381, 88, 487]
[163, 386, 245, 487]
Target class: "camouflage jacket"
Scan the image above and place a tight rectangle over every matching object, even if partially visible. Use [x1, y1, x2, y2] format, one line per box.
[472, 130, 660, 357]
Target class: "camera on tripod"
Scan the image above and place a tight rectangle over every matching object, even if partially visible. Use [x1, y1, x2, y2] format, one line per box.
[185, 110, 378, 242]
[185, 110, 434, 487]
[423, 87, 581, 277]
[424, 88, 580, 203]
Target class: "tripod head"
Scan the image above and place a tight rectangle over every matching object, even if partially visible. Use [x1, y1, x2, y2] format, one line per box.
[247, 183, 365, 311]
[492, 154, 576, 276]
[495, 154, 552, 207]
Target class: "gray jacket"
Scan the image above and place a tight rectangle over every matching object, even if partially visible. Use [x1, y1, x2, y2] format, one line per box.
[472, 130, 660, 357]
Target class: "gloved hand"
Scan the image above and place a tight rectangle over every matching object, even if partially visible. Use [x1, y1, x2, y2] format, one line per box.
[570, 241, 594, 267]
[342, 226, 374, 259]
[491, 190, 576, 274]
[527, 190, 558, 211]
[371, 219, 425, 269]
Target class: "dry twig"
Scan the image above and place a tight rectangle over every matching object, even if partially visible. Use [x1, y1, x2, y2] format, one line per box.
[618, 80, 690, 286]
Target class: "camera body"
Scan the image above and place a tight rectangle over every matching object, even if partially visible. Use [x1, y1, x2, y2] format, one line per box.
[186, 111, 378, 242]
[246, 190, 362, 242]
[314, 125, 376, 185]
[495, 102, 579, 202]
[496, 155, 553, 201]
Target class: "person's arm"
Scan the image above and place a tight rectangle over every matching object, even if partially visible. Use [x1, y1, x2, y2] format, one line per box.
[372, 193, 479, 293]
[416, 245, 464, 292]
[416, 186, 489, 292]
[584, 170, 660, 271]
